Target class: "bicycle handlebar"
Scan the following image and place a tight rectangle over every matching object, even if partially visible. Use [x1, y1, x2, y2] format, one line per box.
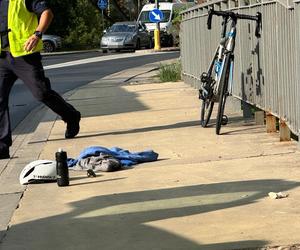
[207, 9, 262, 38]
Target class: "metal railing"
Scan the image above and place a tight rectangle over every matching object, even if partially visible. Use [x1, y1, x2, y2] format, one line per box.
[180, 0, 300, 136]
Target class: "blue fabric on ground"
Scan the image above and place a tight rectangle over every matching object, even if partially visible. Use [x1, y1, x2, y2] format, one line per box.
[67, 146, 159, 168]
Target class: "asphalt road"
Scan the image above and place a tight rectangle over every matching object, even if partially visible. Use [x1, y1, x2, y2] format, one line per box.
[9, 51, 179, 130]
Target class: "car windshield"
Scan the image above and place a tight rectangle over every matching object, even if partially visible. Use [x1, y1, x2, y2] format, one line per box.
[108, 24, 136, 33]
[139, 10, 171, 23]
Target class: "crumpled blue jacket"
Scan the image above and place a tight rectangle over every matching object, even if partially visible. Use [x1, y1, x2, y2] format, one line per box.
[67, 146, 159, 168]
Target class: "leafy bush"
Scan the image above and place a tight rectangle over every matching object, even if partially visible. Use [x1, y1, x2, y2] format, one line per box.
[170, 6, 189, 46]
[48, 0, 104, 50]
[63, 0, 103, 49]
[159, 62, 181, 82]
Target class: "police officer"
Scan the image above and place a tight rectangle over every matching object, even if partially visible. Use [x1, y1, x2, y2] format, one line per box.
[0, 0, 81, 159]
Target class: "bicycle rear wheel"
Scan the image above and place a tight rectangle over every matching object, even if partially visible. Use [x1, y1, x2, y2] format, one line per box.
[201, 99, 214, 127]
[216, 55, 231, 135]
[199, 50, 219, 127]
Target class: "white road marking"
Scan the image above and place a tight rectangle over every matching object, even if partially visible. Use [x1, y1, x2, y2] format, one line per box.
[44, 52, 165, 70]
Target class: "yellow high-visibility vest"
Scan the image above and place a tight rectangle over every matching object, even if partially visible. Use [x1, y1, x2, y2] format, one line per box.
[1, 0, 43, 57]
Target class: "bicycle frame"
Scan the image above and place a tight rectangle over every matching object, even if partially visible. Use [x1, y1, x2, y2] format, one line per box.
[199, 9, 262, 134]
[200, 17, 235, 101]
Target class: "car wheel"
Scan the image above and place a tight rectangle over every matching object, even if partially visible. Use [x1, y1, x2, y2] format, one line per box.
[43, 40, 55, 52]
[135, 39, 141, 50]
[102, 49, 108, 53]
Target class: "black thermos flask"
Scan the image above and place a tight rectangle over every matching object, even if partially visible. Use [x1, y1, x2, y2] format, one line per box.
[56, 148, 69, 186]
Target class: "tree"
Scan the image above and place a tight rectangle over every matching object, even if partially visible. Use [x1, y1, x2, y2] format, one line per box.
[48, 0, 103, 49]
[65, 0, 105, 49]
[87, 0, 148, 22]
[47, 0, 77, 37]
[47, 0, 149, 49]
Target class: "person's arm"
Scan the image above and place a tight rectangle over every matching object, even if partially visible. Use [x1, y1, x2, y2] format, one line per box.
[24, 9, 54, 52]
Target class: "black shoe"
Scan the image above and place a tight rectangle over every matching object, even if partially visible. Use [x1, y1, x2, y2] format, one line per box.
[65, 111, 81, 139]
[0, 147, 10, 159]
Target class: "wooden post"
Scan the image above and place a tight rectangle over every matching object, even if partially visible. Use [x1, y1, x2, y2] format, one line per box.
[279, 119, 291, 141]
[255, 111, 265, 125]
[266, 113, 276, 133]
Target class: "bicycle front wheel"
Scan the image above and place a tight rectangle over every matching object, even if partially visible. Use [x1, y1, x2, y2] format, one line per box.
[216, 55, 231, 135]
[201, 99, 214, 127]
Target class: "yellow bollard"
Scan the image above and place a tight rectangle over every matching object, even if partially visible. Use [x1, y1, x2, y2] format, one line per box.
[154, 28, 161, 51]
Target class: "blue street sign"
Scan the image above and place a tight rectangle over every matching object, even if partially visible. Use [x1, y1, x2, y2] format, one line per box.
[149, 9, 164, 23]
[97, 0, 108, 10]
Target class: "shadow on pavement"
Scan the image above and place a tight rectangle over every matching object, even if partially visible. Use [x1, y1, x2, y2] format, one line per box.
[11, 52, 179, 136]
[69, 177, 127, 187]
[41, 117, 261, 143]
[68, 84, 149, 118]
[1, 179, 298, 250]
[38, 120, 202, 143]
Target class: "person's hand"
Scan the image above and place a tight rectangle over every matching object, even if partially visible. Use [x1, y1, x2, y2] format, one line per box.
[24, 35, 40, 52]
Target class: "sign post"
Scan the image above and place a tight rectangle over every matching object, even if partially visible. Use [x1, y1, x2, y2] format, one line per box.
[97, 0, 108, 33]
[149, 0, 163, 51]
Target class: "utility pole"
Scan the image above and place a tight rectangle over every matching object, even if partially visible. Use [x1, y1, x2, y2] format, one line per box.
[137, 0, 140, 16]
[154, 0, 161, 51]
[101, 9, 104, 32]
[98, 0, 108, 33]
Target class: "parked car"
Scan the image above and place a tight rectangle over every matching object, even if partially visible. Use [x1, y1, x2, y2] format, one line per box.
[100, 21, 152, 53]
[42, 34, 62, 52]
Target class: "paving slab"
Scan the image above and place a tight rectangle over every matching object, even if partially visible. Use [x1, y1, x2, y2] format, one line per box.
[0, 194, 22, 242]
[1, 67, 300, 250]
[0, 62, 173, 247]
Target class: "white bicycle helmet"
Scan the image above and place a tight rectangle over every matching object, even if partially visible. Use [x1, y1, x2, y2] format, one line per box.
[19, 160, 57, 185]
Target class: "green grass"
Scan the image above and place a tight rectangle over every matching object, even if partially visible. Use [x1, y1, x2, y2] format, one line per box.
[158, 62, 181, 82]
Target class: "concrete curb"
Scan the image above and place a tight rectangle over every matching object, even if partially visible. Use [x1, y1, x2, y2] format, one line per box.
[135, 47, 180, 54]
[41, 49, 101, 57]
[41, 47, 180, 57]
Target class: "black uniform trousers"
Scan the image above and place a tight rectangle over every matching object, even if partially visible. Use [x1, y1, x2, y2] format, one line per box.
[0, 51, 78, 151]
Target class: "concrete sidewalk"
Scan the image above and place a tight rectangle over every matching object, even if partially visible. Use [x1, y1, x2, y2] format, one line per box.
[1, 62, 300, 250]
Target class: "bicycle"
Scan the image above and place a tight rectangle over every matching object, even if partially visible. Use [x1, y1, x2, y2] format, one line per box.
[199, 9, 262, 134]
